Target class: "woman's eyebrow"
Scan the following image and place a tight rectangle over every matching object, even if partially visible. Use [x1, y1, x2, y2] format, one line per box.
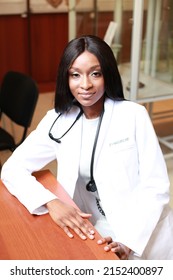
[69, 65, 101, 71]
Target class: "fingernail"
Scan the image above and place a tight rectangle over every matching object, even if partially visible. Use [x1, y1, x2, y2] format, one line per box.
[89, 234, 95, 239]
[104, 246, 109, 251]
[81, 235, 87, 240]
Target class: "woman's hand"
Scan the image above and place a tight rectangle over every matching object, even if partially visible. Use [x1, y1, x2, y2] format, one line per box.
[97, 237, 131, 260]
[46, 198, 95, 240]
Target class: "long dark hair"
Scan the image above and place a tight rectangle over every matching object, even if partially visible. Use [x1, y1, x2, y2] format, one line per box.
[55, 35, 125, 112]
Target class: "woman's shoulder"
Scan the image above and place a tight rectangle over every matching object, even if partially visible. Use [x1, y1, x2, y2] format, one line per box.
[106, 98, 147, 114]
[41, 108, 60, 121]
[46, 108, 59, 116]
[116, 99, 145, 110]
[36, 109, 59, 129]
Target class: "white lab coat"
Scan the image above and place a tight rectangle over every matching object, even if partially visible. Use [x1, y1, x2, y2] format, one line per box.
[1, 98, 173, 259]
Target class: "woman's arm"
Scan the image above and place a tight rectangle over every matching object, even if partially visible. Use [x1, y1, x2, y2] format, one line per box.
[1, 110, 58, 214]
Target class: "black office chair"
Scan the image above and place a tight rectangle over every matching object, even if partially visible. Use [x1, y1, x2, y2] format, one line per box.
[0, 71, 39, 153]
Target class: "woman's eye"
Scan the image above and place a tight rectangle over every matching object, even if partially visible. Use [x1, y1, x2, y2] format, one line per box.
[91, 71, 102, 77]
[71, 72, 80, 78]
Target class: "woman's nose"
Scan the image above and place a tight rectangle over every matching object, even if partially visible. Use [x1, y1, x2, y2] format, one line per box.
[80, 76, 93, 90]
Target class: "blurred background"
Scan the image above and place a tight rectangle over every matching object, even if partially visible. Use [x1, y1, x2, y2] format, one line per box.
[0, 0, 173, 207]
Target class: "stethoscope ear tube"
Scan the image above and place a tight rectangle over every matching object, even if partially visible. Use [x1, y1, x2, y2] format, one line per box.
[86, 109, 104, 192]
[48, 109, 83, 143]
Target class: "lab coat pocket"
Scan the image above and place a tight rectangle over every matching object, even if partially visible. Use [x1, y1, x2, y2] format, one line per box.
[109, 136, 136, 153]
[107, 136, 138, 172]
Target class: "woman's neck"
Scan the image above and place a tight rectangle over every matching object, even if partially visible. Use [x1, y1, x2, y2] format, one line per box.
[82, 97, 104, 119]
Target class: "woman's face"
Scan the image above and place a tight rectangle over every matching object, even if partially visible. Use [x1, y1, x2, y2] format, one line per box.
[68, 51, 105, 118]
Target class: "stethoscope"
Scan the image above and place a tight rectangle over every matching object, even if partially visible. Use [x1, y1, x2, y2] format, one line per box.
[48, 108, 104, 193]
[49, 109, 83, 143]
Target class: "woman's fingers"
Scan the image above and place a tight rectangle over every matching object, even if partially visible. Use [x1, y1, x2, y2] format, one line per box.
[97, 236, 112, 245]
[63, 212, 95, 240]
[97, 237, 131, 259]
[61, 224, 74, 238]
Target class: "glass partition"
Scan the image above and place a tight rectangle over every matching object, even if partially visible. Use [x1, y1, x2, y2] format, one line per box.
[118, 0, 173, 102]
[72, 0, 173, 103]
[143, 0, 173, 83]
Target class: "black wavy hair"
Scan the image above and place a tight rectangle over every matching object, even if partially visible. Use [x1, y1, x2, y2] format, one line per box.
[55, 35, 125, 112]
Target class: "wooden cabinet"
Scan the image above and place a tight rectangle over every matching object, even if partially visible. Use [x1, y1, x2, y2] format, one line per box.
[0, 15, 29, 81]
[0, 13, 68, 92]
[29, 13, 68, 92]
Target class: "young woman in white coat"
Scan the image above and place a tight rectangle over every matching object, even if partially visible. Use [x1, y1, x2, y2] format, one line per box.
[1, 35, 173, 260]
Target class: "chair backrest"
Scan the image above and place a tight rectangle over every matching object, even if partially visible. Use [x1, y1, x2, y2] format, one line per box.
[0, 71, 39, 128]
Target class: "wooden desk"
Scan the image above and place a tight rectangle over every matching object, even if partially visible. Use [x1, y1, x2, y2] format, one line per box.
[0, 170, 118, 260]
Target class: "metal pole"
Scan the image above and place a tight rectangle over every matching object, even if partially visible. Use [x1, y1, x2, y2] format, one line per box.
[93, 0, 98, 35]
[151, 0, 162, 77]
[113, 0, 122, 44]
[130, 0, 144, 101]
[68, 0, 76, 41]
[144, 0, 156, 75]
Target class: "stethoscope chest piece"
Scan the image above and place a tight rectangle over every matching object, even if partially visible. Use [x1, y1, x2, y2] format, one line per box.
[86, 180, 97, 192]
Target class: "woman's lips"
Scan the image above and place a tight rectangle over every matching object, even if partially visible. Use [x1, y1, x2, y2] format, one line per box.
[79, 92, 95, 98]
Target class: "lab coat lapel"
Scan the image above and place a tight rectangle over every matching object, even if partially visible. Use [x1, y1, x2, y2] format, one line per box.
[94, 98, 114, 163]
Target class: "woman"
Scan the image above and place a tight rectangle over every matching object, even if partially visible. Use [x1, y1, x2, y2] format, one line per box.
[1, 35, 173, 260]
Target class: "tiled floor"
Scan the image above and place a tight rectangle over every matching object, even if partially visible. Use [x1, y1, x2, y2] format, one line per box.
[0, 92, 173, 208]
